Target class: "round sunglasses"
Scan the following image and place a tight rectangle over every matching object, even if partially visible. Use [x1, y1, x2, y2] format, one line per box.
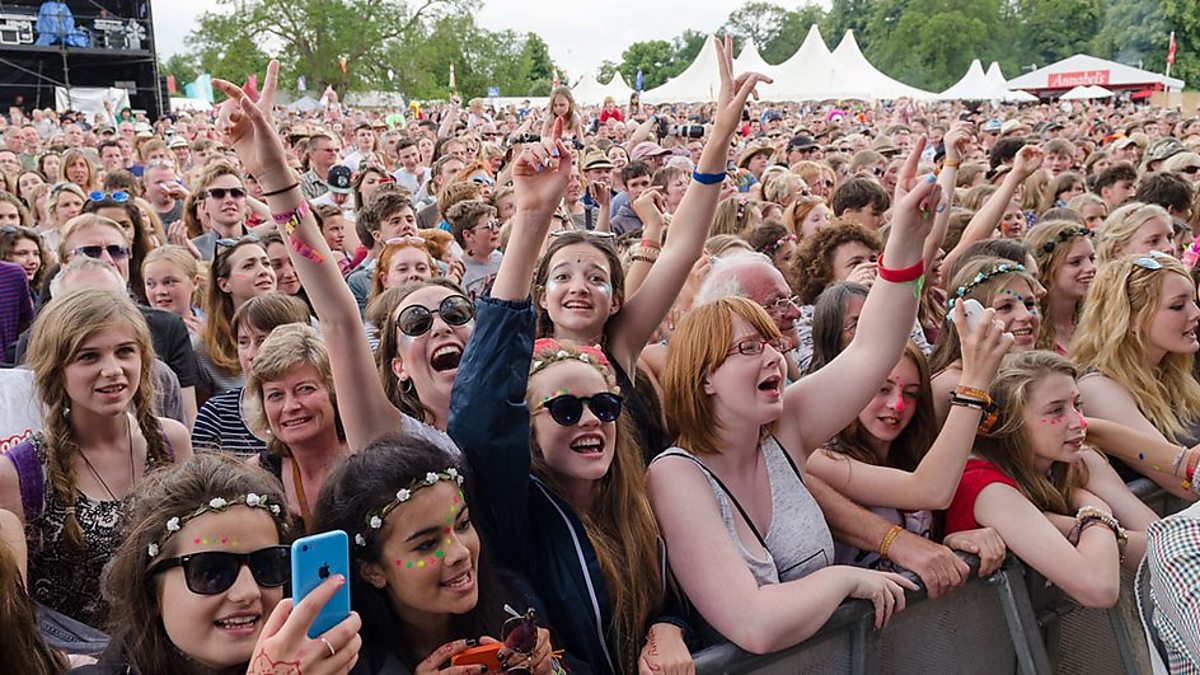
[534, 392, 623, 426]
[147, 545, 290, 595]
[395, 295, 474, 337]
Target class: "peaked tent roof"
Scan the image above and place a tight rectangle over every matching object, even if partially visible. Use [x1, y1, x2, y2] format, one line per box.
[1060, 84, 1113, 100]
[1006, 54, 1184, 91]
[573, 71, 634, 106]
[830, 30, 936, 101]
[770, 25, 843, 100]
[734, 41, 776, 78]
[940, 59, 1037, 102]
[985, 62, 1007, 87]
[642, 34, 722, 103]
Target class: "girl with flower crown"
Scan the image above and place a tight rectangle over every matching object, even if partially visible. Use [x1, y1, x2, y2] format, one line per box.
[70, 453, 362, 675]
[0, 288, 192, 629]
[1027, 220, 1096, 354]
[929, 257, 1043, 424]
[447, 37, 773, 675]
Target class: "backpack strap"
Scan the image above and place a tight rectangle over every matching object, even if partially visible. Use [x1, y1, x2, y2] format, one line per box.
[5, 439, 44, 523]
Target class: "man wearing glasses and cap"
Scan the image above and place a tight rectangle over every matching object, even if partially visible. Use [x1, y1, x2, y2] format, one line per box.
[785, 136, 822, 165]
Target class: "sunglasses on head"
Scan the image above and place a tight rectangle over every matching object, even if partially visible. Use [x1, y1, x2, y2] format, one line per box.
[549, 229, 616, 239]
[1133, 251, 1173, 270]
[147, 545, 290, 595]
[534, 392, 623, 426]
[215, 233, 262, 250]
[207, 187, 246, 200]
[88, 190, 129, 203]
[72, 244, 129, 260]
[395, 294, 474, 337]
[470, 175, 495, 188]
[385, 236, 426, 246]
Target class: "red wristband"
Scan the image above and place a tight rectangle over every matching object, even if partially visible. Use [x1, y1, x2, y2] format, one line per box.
[876, 254, 924, 284]
[640, 237, 661, 251]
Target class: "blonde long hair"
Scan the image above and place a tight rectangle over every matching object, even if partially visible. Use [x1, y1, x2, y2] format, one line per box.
[1028, 220, 1092, 350]
[1071, 254, 1200, 441]
[1094, 202, 1171, 266]
[974, 351, 1088, 515]
[526, 341, 663, 674]
[26, 289, 168, 550]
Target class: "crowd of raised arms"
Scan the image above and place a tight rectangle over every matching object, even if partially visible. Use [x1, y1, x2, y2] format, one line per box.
[4, 35, 1200, 674]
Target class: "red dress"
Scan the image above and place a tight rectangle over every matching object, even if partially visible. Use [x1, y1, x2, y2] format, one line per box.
[945, 458, 1019, 534]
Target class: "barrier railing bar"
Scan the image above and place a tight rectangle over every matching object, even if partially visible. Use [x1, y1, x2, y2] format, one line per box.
[992, 557, 1053, 675]
[1106, 603, 1142, 675]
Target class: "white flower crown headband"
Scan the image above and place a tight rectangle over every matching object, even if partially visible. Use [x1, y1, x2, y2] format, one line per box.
[147, 493, 284, 558]
[354, 468, 464, 548]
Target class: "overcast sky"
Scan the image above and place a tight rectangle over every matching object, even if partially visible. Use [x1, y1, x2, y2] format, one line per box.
[150, 0, 802, 77]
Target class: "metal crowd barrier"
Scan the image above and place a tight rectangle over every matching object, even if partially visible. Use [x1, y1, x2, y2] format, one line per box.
[693, 477, 1179, 675]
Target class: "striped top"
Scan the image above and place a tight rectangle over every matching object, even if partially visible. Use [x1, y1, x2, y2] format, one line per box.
[191, 387, 265, 456]
[0, 261, 33, 358]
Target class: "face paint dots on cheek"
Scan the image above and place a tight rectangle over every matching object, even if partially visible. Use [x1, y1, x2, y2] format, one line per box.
[193, 537, 238, 546]
[1039, 418, 1061, 426]
[396, 550, 446, 569]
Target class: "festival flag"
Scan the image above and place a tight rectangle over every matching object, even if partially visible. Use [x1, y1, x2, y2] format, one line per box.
[552, 67, 560, 89]
[298, 75, 307, 91]
[636, 68, 643, 93]
[1168, 31, 1177, 66]
[449, 63, 457, 90]
[166, 74, 176, 95]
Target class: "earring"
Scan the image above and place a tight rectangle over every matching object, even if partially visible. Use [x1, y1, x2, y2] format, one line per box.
[400, 378, 415, 394]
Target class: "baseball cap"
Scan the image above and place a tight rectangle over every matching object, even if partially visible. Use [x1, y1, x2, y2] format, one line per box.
[1146, 137, 1186, 163]
[327, 165, 353, 194]
[787, 135, 817, 150]
[981, 118, 1003, 133]
[630, 141, 671, 161]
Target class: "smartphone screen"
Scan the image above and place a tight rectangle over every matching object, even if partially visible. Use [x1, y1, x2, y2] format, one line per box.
[290, 530, 351, 639]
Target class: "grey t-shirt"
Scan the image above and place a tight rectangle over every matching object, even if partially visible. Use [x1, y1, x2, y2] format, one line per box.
[461, 250, 502, 301]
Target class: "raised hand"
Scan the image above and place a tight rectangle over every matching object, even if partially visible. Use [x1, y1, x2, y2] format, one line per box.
[711, 35, 772, 139]
[248, 574, 362, 675]
[1012, 144, 1045, 180]
[953, 301, 1014, 390]
[512, 116, 572, 217]
[210, 61, 292, 191]
[943, 122, 973, 164]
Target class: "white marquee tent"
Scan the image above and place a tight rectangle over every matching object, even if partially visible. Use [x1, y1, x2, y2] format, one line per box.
[734, 41, 777, 79]
[1006, 54, 1184, 92]
[830, 31, 935, 101]
[641, 34, 723, 103]
[940, 59, 1037, 102]
[1060, 84, 1114, 100]
[572, 71, 635, 105]
[769, 25, 842, 100]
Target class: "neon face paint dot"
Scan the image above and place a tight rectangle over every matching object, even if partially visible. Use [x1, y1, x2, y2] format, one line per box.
[435, 550, 444, 558]
[194, 538, 201, 544]
[427, 557, 436, 564]
[417, 561, 425, 568]
[405, 561, 413, 569]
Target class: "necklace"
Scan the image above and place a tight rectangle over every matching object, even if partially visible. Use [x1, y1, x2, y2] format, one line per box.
[76, 415, 135, 501]
[291, 458, 314, 533]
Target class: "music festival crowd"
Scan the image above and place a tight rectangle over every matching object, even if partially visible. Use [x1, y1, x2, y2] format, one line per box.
[2, 35, 1200, 675]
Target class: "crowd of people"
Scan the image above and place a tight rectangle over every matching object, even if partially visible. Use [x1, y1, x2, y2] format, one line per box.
[3, 33, 1200, 674]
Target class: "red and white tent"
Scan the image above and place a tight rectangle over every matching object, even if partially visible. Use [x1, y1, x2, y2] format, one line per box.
[1006, 54, 1184, 94]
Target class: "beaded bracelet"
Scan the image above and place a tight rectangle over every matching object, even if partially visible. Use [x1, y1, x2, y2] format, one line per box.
[954, 386, 991, 404]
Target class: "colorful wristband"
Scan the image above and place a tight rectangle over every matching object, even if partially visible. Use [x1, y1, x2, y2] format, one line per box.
[289, 234, 325, 264]
[876, 254, 925, 284]
[272, 201, 310, 237]
[692, 170, 725, 185]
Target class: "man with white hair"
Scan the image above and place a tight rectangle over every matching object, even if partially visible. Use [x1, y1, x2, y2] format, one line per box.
[695, 252, 803, 350]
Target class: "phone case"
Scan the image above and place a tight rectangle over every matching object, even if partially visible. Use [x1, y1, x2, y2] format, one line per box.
[291, 530, 351, 639]
[451, 643, 503, 670]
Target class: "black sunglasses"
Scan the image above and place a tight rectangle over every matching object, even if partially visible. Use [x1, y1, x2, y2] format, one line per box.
[207, 187, 247, 200]
[72, 244, 129, 260]
[147, 546, 290, 595]
[534, 392, 623, 426]
[395, 295, 474, 337]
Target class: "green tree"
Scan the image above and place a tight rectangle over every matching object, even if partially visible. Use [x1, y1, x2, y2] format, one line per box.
[617, 40, 678, 90]
[1018, 0, 1104, 66]
[1161, 0, 1200, 86]
[160, 53, 200, 92]
[763, 5, 827, 64]
[724, 2, 790, 49]
[187, 0, 468, 96]
[867, 0, 1006, 90]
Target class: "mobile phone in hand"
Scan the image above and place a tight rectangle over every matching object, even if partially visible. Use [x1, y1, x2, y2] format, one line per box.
[291, 530, 351, 639]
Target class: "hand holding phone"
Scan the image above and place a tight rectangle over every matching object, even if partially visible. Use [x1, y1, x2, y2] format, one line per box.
[962, 298, 985, 333]
[291, 531, 351, 639]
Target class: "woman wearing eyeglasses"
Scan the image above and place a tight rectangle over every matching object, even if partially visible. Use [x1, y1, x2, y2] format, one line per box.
[197, 236, 277, 400]
[70, 453, 361, 674]
[647, 138, 944, 655]
[1073, 253, 1200, 499]
[0, 289, 192, 629]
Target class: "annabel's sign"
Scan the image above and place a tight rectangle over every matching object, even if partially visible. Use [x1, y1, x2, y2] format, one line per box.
[1047, 70, 1111, 88]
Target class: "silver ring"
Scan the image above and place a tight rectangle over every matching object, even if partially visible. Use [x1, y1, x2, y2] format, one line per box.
[320, 636, 336, 657]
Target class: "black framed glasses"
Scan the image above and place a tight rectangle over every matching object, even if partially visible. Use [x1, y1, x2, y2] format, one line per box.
[147, 546, 290, 595]
[88, 190, 129, 203]
[1180, 165, 1200, 175]
[533, 392, 623, 426]
[473, 219, 500, 233]
[72, 244, 129, 260]
[395, 295, 474, 336]
[206, 187, 247, 200]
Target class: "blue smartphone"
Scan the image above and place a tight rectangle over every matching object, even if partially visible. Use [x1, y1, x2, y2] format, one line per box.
[290, 530, 351, 639]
